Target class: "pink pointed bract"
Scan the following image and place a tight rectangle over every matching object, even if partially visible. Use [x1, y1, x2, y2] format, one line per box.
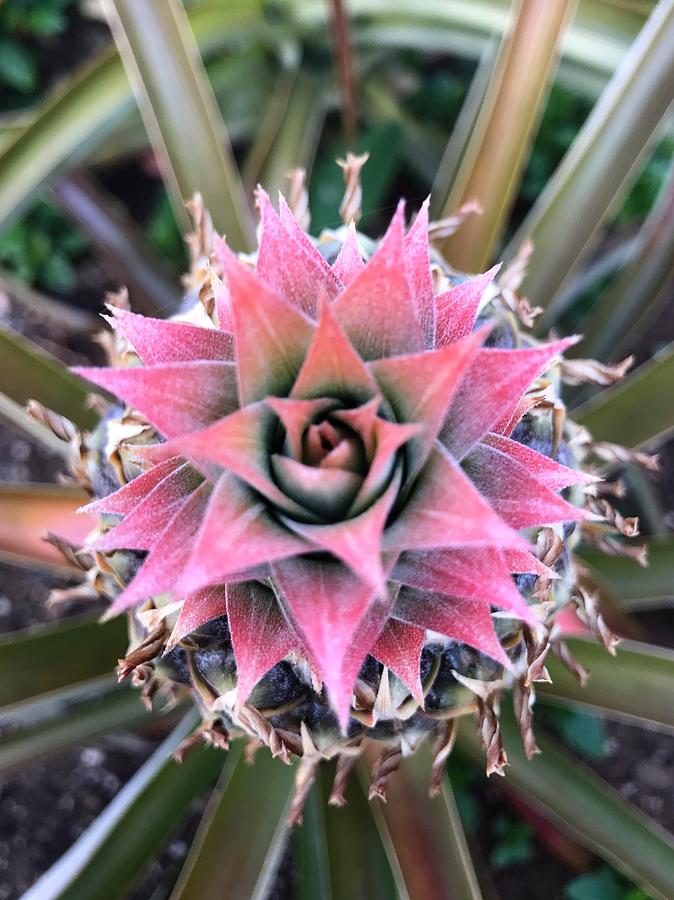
[77, 196, 588, 729]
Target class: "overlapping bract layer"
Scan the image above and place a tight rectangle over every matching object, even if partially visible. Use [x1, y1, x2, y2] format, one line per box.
[76, 193, 591, 726]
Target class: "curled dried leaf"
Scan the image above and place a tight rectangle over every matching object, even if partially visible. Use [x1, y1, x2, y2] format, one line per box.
[429, 720, 456, 797]
[591, 441, 660, 472]
[560, 356, 633, 386]
[329, 751, 359, 806]
[368, 745, 402, 802]
[286, 168, 310, 230]
[428, 199, 483, 241]
[337, 151, 369, 224]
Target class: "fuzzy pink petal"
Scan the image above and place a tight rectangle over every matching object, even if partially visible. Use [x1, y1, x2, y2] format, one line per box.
[394, 588, 511, 669]
[178, 472, 311, 595]
[272, 556, 379, 727]
[91, 463, 201, 552]
[333, 202, 422, 359]
[382, 443, 527, 553]
[214, 235, 315, 404]
[79, 456, 184, 515]
[106, 307, 233, 364]
[290, 294, 379, 403]
[332, 222, 365, 285]
[73, 362, 238, 438]
[464, 442, 587, 530]
[227, 581, 299, 704]
[372, 618, 425, 706]
[270, 454, 362, 520]
[281, 471, 400, 592]
[393, 548, 536, 625]
[166, 586, 227, 652]
[265, 397, 337, 460]
[369, 326, 486, 476]
[256, 189, 340, 315]
[483, 433, 597, 489]
[404, 197, 435, 345]
[170, 402, 312, 519]
[107, 482, 211, 615]
[440, 337, 577, 459]
[434, 265, 501, 347]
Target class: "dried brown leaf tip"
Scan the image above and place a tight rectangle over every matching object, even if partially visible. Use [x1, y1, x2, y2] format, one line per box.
[337, 151, 369, 223]
[428, 199, 483, 241]
[561, 354, 634, 386]
[286, 168, 310, 230]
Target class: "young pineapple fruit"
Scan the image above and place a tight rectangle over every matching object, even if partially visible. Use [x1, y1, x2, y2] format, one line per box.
[55, 162, 639, 807]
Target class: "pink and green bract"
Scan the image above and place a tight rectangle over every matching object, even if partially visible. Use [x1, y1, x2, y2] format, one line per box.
[74, 192, 591, 729]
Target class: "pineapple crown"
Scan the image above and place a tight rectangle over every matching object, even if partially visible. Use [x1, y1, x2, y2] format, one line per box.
[73, 189, 595, 729]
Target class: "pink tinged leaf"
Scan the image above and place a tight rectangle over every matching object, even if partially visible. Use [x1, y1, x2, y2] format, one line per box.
[171, 402, 312, 519]
[79, 456, 184, 515]
[277, 194, 343, 290]
[331, 396, 381, 457]
[464, 442, 587, 530]
[382, 443, 527, 554]
[348, 418, 421, 517]
[272, 556, 379, 727]
[339, 592, 396, 724]
[492, 395, 540, 437]
[332, 222, 365, 285]
[333, 202, 422, 360]
[440, 337, 577, 459]
[282, 470, 401, 593]
[265, 396, 337, 460]
[483, 433, 598, 489]
[434, 265, 501, 348]
[372, 618, 425, 706]
[392, 548, 536, 626]
[504, 548, 557, 577]
[73, 361, 239, 439]
[212, 273, 234, 332]
[107, 482, 211, 615]
[270, 454, 362, 520]
[166, 585, 227, 652]
[369, 326, 486, 477]
[226, 580, 299, 704]
[404, 197, 435, 345]
[106, 307, 234, 364]
[91, 463, 202, 552]
[394, 587, 511, 669]
[556, 606, 591, 637]
[214, 235, 315, 404]
[255, 189, 340, 316]
[178, 472, 310, 595]
[290, 295, 379, 403]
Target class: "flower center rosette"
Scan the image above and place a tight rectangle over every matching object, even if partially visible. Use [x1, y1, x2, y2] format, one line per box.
[74, 187, 600, 785]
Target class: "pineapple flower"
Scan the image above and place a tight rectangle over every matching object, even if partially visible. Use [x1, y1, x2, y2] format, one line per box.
[74, 192, 594, 730]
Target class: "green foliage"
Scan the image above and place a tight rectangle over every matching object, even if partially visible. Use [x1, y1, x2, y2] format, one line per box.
[615, 132, 674, 225]
[147, 189, 188, 270]
[544, 708, 608, 761]
[309, 120, 403, 234]
[489, 814, 535, 869]
[564, 867, 651, 900]
[517, 83, 592, 221]
[0, 0, 76, 103]
[0, 199, 88, 293]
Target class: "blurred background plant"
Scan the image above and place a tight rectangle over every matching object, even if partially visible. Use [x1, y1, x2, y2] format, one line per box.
[1, 0, 674, 898]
